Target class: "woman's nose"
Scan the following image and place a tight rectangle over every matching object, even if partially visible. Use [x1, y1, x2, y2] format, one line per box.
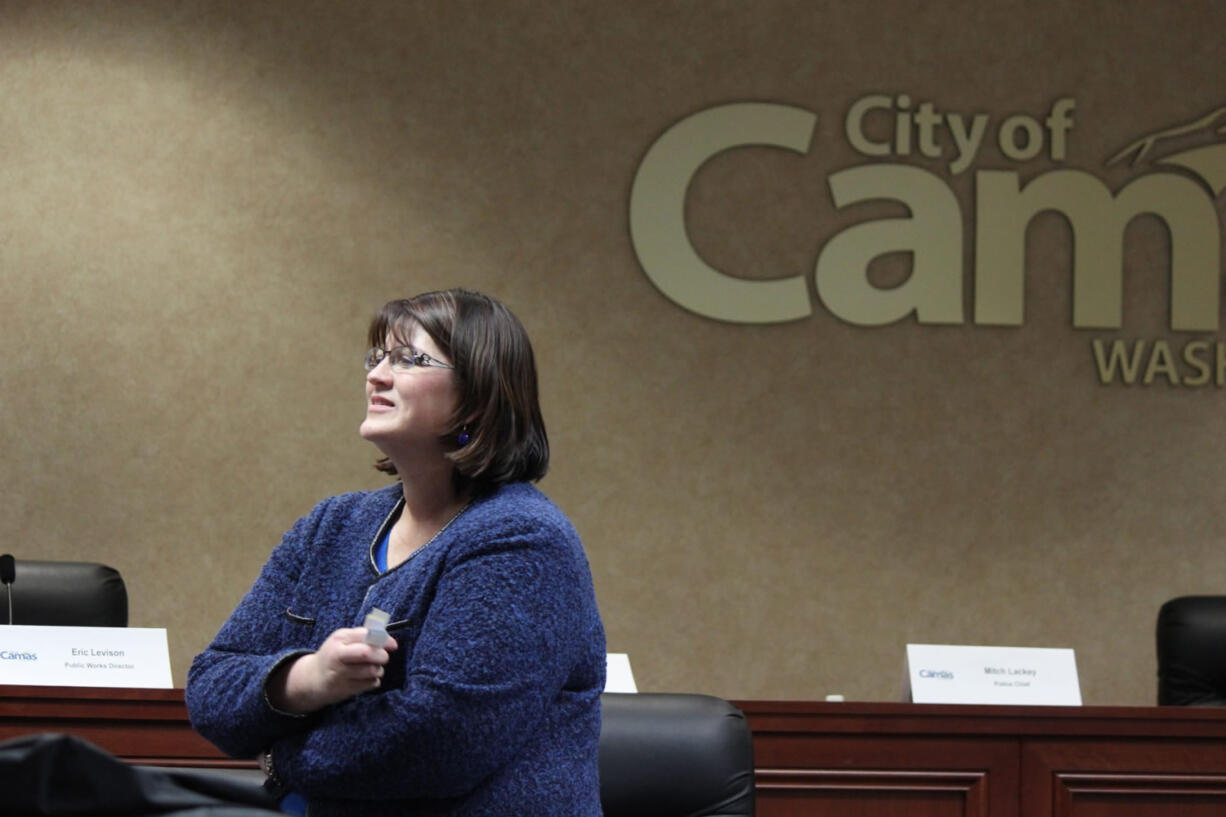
[366, 358, 393, 385]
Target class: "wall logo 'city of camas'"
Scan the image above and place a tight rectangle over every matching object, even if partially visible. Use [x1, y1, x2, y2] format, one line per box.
[629, 98, 1226, 387]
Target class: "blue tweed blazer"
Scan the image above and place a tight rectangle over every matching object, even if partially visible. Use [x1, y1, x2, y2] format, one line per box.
[186, 481, 605, 817]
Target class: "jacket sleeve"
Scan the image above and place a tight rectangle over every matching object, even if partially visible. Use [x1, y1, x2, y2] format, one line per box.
[270, 514, 595, 799]
[185, 505, 328, 759]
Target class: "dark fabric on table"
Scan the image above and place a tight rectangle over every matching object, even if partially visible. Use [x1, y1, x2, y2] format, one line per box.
[0, 733, 280, 817]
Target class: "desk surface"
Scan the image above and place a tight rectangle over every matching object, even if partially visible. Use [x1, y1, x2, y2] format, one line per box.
[5, 685, 1226, 745]
[734, 697, 1226, 736]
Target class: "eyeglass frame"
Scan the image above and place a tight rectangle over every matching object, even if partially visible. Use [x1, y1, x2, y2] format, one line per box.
[364, 345, 456, 373]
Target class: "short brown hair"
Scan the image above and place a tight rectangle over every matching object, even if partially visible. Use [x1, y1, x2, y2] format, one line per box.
[367, 289, 549, 493]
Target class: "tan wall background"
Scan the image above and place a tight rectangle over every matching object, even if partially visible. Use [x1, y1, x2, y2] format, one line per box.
[2, 0, 1224, 705]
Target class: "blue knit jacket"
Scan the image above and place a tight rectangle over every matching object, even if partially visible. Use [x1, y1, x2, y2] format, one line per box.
[186, 482, 606, 817]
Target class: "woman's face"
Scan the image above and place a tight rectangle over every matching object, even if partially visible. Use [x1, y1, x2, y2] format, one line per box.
[359, 324, 460, 459]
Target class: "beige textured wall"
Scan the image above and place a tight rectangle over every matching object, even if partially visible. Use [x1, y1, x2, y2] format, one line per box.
[2, 0, 1224, 705]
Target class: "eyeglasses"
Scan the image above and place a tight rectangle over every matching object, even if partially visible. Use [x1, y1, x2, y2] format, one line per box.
[364, 346, 455, 373]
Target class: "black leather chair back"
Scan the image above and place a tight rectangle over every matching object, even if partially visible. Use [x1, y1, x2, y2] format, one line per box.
[1157, 595, 1226, 705]
[2, 559, 128, 626]
[599, 693, 755, 817]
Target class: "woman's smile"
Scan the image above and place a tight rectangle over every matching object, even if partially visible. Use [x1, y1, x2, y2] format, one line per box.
[368, 395, 395, 411]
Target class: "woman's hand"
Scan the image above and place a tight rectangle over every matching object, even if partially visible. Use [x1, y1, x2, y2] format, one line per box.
[267, 628, 399, 715]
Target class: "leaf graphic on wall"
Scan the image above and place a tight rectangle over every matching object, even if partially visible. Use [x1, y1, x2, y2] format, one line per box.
[1107, 105, 1226, 196]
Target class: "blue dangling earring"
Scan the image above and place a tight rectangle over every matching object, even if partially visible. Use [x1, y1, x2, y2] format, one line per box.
[457, 427, 470, 446]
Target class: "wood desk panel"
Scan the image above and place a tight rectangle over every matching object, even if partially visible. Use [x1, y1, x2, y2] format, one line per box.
[0, 685, 244, 767]
[734, 700, 1226, 817]
[752, 735, 1015, 817]
[4, 688, 1226, 814]
[1022, 738, 1226, 816]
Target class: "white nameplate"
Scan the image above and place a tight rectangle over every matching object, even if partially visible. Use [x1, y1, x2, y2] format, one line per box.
[0, 625, 172, 688]
[605, 653, 637, 693]
[905, 643, 1081, 705]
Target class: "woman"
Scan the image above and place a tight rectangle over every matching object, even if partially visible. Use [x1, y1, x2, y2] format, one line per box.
[186, 290, 606, 817]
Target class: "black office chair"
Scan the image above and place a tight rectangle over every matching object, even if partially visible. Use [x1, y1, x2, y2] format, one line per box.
[1, 559, 128, 626]
[1156, 595, 1226, 705]
[599, 693, 755, 817]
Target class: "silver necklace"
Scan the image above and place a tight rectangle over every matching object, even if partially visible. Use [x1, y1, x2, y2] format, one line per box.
[393, 499, 471, 564]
